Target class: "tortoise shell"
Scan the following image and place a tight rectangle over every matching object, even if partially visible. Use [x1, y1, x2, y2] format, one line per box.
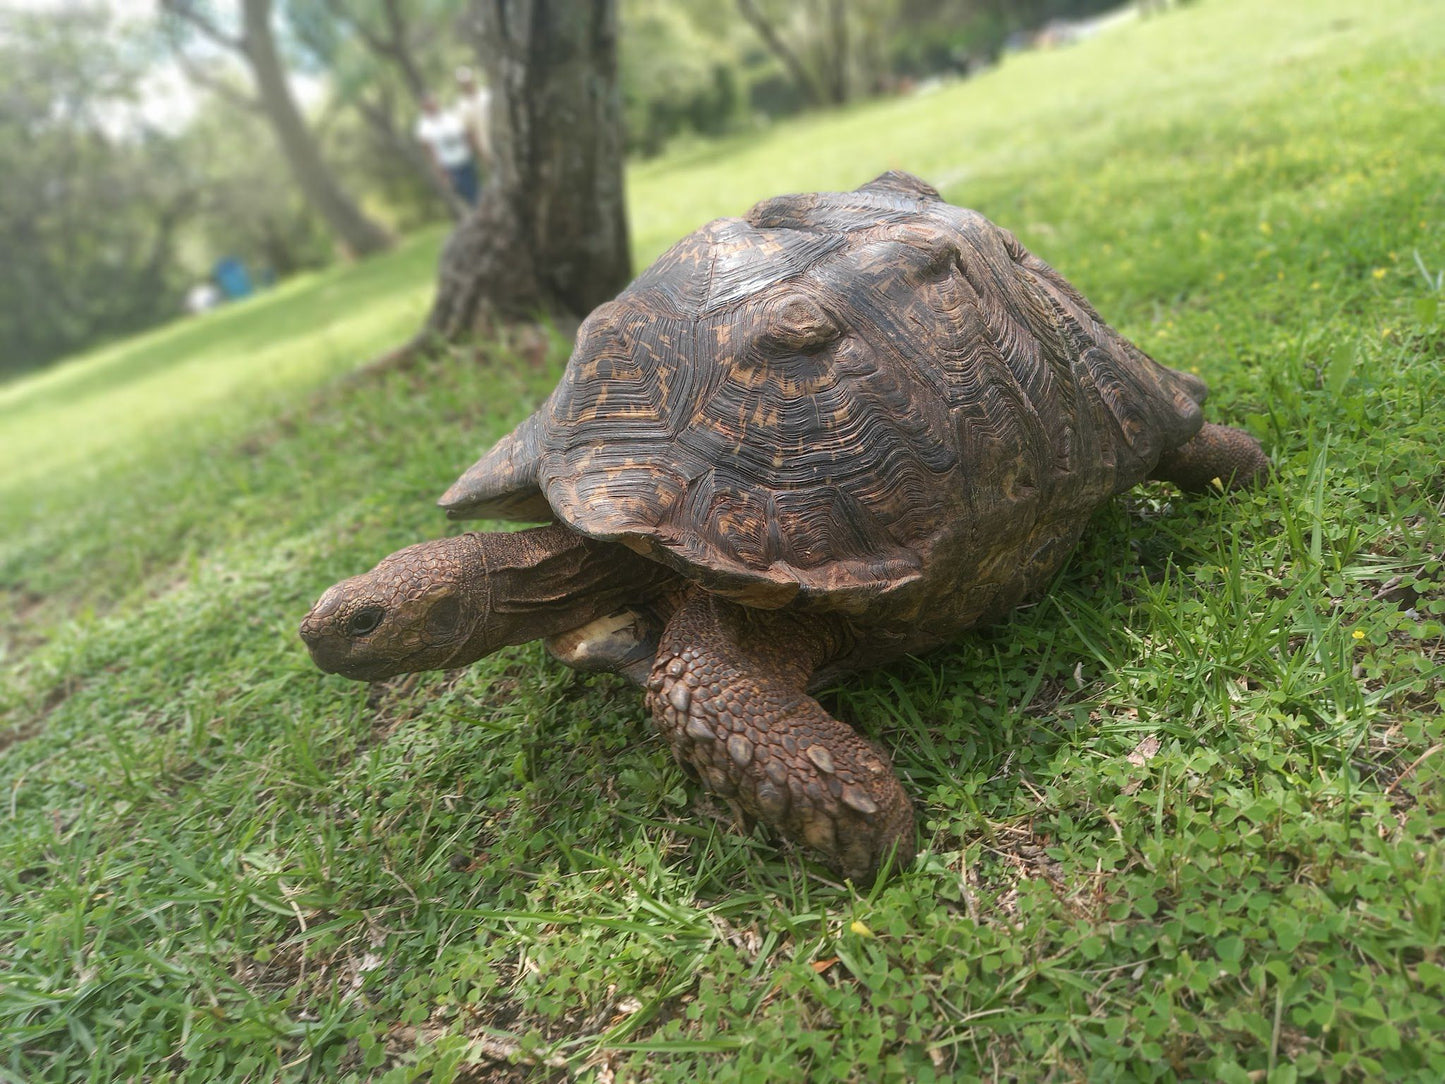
[440, 171, 1206, 627]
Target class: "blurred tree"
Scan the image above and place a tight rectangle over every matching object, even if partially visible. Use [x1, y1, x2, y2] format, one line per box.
[294, 0, 472, 221]
[733, 0, 1122, 110]
[735, 0, 868, 106]
[888, 0, 1120, 74]
[160, 0, 394, 257]
[178, 98, 334, 277]
[423, 0, 630, 337]
[0, 9, 196, 375]
[620, 0, 741, 156]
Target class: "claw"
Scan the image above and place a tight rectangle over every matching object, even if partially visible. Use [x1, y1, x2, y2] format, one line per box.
[841, 783, 879, 816]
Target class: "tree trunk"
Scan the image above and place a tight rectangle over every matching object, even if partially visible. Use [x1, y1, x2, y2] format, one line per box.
[241, 0, 392, 258]
[424, 0, 631, 337]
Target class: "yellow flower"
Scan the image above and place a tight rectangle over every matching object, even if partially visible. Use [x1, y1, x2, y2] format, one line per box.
[1352, 629, 1366, 640]
[1372, 268, 1388, 280]
[850, 920, 874, 938]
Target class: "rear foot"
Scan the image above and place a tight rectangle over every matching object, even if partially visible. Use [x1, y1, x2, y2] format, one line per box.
[1152, 422, 1269, 493]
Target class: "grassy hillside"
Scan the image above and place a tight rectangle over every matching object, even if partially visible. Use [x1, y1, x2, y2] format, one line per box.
[2, 0, 1443, 1080]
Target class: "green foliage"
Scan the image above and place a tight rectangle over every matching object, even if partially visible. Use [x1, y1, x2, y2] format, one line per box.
[291, 0, 475, 229]
[620, 1, 745, 156]
[4, 0, 468, 377]
[2, 0, 1443, 1080]
[177, 100, 337, 278]
[887, 0, 1120, 75]
[0, 10, 194, 376]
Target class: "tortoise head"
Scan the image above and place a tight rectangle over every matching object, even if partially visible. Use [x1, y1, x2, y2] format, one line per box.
[300, 524, 677, 683]
[299, 534, 487, 682]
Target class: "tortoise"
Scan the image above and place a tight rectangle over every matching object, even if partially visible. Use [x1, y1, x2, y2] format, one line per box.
[300, 171, 1268, 882]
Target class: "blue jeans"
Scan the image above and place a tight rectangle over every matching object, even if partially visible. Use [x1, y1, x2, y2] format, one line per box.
[447, 160, 479, 206]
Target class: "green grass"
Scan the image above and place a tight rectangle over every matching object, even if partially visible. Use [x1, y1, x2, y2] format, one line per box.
[2, 0, 1443, 1079]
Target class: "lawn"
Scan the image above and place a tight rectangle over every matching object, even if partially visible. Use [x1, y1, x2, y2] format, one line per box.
[2, 0, 1443, 1079]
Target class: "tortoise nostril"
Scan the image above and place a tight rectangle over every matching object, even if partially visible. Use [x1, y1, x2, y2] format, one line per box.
[298, 607, 329, 644]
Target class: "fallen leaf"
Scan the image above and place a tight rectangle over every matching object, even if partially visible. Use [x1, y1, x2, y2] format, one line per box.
[1123, 734, 1162, 794]
[1127, 735, 1161, 767]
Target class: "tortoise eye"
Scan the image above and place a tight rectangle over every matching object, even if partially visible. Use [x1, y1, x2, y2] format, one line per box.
[347, 606, 385, 637]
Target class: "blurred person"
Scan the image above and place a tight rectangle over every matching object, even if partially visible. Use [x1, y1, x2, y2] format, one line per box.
[212, 255, 253, 299]
[416, 93, 478, 206]
[184, 281, 220, 315]
[454, 66, 493, 173]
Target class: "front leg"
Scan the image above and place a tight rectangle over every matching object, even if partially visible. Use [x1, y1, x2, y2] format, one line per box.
[646, 591, 914, 883]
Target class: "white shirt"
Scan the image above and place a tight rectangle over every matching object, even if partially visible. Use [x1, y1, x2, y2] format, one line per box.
[185, 282, 220, 314]
[415, 109, 472, 169]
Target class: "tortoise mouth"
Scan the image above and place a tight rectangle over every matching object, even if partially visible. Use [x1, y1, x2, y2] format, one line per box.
[299, 601, 403, 683]
[299, 626, 406, 683]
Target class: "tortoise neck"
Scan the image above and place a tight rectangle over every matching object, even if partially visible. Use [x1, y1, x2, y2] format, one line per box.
[461, 523, 679, 658]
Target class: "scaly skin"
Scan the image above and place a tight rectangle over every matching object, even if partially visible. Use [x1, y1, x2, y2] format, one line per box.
[300, 524, 679, 682]
[645, 591, 914, 883]
[1152, 422, 1270, 493]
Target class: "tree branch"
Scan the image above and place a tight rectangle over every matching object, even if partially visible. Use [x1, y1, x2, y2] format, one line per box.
[168, 40, 263, 113]
[158, 0, 247, 54]
[320, 0, 391, 57]
[736, 0, 824, 105]
[158, 0, 261, 111]
[352, 88, 465, 219]
[320, 0, 430, 103]
[381, 0, 430, 101]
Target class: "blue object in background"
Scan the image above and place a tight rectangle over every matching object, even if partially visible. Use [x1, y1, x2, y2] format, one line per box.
[213, 257, 253, 300]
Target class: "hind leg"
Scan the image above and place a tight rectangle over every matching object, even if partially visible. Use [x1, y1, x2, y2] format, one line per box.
[1152, 422, 1269, 493]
